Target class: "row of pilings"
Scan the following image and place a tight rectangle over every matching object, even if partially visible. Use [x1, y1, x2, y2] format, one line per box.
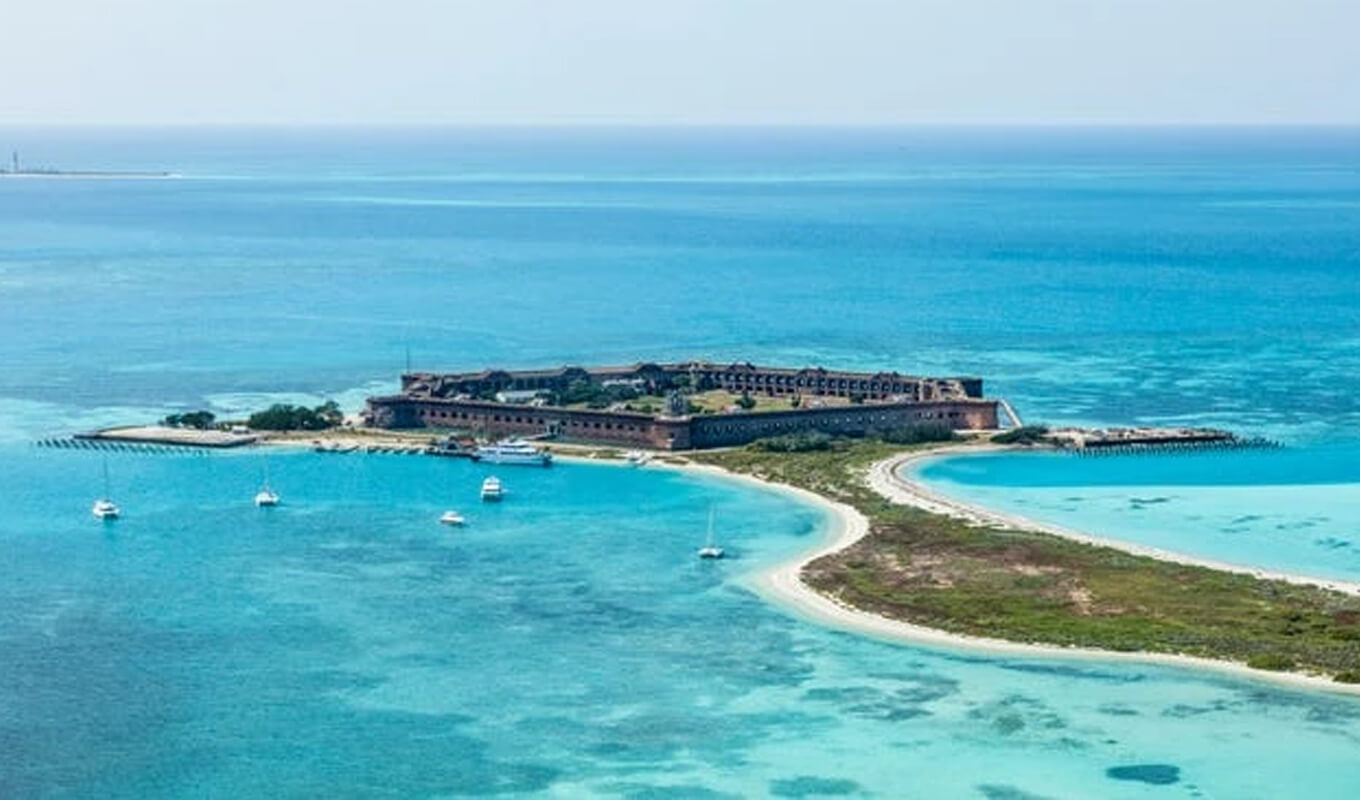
[33, 438, 212, 456]
[1067, 436, 1284, 457]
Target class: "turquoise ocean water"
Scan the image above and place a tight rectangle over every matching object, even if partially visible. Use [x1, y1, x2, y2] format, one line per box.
[3, 127, 1360, 796]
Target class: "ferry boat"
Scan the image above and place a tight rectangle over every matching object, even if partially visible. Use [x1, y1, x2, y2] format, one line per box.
[439, 510, 466, 526]
[475, 439, 552, 466]
[480, 476, 504, 502]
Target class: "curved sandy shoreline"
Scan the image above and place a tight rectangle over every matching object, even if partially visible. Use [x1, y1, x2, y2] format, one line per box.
[662, 452, 1360, 697]
[258, 437, 1360, 694]
[879, 447, 1360, 597]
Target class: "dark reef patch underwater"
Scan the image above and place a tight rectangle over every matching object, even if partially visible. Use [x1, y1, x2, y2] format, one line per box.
[1106, 763, 1181, 785]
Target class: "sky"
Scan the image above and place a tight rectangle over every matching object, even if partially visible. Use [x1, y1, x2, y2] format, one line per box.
[1, 0, 1357, 125]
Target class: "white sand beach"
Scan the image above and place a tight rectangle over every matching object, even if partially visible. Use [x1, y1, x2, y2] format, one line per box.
[698, 452, 1360, 697]
[257, 432, 1360, 694]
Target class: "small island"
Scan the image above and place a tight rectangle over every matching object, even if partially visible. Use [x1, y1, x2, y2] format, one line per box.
[48, 358, 1360, 688]
[1, 150, 172, 179]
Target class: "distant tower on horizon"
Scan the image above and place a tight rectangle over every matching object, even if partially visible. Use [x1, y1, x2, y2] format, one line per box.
[9, 150, 16, 173]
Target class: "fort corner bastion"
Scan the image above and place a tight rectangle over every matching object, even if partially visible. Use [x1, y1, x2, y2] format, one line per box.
[364, 360, 1001, 450]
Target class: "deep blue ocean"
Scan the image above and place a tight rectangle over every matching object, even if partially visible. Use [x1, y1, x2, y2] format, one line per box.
[3, 127, 1360, 797]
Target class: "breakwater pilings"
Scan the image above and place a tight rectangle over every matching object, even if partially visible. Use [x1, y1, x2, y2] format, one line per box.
[34, 437, 211, 456]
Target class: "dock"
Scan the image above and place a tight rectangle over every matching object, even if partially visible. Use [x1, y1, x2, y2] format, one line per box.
[75, 426, 260, 448]
[1050, 426, 1281, 455]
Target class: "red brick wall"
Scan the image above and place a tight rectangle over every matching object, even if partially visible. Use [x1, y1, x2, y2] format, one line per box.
[367, 397, 997, 450]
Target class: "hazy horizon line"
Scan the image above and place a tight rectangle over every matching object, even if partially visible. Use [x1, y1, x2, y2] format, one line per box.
[3, 120, 1359, 130]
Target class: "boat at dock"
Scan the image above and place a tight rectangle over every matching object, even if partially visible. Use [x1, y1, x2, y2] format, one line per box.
[480, 476, 504, 502]
[475, 439, 552, 466]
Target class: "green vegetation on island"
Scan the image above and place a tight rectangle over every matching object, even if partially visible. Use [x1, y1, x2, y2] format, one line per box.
[247, 401, 343, 431]
[695, 438, 1360, 682]
[162, 410, 217, 430]
[991, 425, 1050, 445]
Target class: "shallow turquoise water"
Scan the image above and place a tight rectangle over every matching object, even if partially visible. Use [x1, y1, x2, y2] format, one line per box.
[4, 127, 1360, 796]
[5, 445, 1360, 797]
[915, 444, 1360, 583]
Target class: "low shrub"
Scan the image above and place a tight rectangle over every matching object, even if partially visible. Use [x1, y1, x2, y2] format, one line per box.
[749, 432, 834, 453]
[1246, 653, 1296, 671]
[992, 425, 1050, 445]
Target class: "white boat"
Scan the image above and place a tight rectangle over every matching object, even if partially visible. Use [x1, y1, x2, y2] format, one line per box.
[475, 439, 552, 466]
[697, 507, 724, 559]
[625, 450, 651, 466]
[92, 499, 120, 520]
[480, 476, 504, 502]
[255, 456, 280, 506]
[92, 457, 120, 520]
[439, 510, 466, 526]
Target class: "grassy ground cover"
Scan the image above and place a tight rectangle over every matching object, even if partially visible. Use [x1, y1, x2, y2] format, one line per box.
[695, 440, 1360, 682]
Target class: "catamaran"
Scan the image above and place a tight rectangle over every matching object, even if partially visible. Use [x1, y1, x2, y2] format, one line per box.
[480, 476, 504, 502]
[92, 457, 120, 520]
[697, 507, 724, 559]
[255, 456, 280, 507]
[475, 439, 552, 466]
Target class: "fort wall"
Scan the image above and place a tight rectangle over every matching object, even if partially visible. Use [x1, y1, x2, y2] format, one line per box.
[400, 360, 984, 403]
[366, 395, 996, 451]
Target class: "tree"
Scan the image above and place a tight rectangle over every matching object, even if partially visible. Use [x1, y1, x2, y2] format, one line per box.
[164, 410, 216, 429]
[790, 395, 802, 408]
[247, 401, 342, 431]
[735, 391, 756, 410]
[316, 400, 343, 427]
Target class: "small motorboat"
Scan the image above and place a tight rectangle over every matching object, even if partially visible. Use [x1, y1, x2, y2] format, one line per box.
[439, 510, 466, 526]
[480, 476, 504, 502]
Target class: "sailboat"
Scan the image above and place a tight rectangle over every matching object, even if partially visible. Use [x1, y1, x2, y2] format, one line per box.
[254, 455, 280, 507]
[92, 456, 120, 520]
[697, 506, 724, 559]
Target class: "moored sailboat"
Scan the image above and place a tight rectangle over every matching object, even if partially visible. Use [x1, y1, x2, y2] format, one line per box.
[697, 507, 723, 559]
[92, 456, 120, 520]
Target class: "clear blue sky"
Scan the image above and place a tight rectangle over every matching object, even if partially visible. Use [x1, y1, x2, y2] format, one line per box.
[3, 0, 1357, 125]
